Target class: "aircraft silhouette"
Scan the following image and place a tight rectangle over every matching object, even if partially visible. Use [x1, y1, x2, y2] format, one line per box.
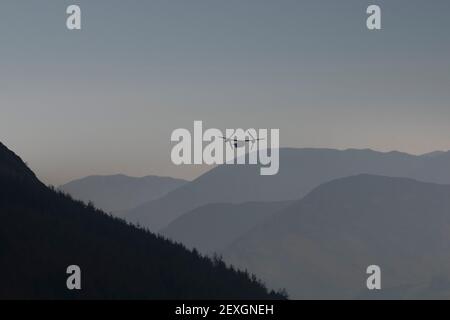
[220, 131, 264, 149]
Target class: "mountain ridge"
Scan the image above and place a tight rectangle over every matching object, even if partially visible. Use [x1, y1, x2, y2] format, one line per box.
[161, 201, 291, 254]
[223, 174, 450, 299]
[60, 174, 187, 214]
[125, 147, 450, 231]
[0, 141, 284, 299]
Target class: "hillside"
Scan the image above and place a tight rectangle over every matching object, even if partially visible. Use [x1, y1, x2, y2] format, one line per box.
[0, 142, 284, 300]
[224, 175, 450, 299]
[125, 148, 450, 231]
[161, 201, 291, 254]
[60, 174, 186, 214]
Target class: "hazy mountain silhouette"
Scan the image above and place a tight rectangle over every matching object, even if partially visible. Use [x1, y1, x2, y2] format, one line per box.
[161, 201, 291, 255]
[60, 174, 186, 214]
[223, 174, 450, 299]
[125, 148, 450, 231]
[420, 150, 447, 158]
[0, 142, 285, 299]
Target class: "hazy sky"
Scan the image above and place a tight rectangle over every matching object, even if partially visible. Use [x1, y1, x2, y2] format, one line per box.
[1, 0, 450, 185]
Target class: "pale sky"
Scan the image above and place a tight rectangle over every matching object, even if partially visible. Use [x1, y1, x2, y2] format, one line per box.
[1, 0, 450, 185]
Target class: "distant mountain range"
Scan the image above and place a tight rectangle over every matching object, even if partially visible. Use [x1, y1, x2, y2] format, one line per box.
[223, 174, 450, 299]
[11, 141, 450, 299]
[161, 201, 291, 254]
[0, 142, 284, 299]
[60, 174, 186, 214]
[125, 148, 450, 232]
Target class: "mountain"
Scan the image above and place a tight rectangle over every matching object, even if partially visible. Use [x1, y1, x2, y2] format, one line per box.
[125, 148, 450, 231]
[0, 142, 284, 299]
[223, 174, 450, 299]
[60, 174, 186, 214]
[420, 151, 447, 158]
[161, 201, 291, 255]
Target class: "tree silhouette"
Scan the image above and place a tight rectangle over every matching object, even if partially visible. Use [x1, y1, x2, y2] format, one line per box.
[0, 142, 287, 300]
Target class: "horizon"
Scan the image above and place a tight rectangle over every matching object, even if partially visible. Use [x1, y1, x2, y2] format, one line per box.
[1, 0, 450, 185]
[2, 140, 449, 185]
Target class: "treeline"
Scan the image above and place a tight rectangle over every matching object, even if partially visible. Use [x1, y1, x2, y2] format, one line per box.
[0, 142, 286, 299]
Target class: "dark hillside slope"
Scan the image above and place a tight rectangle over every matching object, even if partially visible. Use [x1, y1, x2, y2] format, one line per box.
[0, 142, 284, 300]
